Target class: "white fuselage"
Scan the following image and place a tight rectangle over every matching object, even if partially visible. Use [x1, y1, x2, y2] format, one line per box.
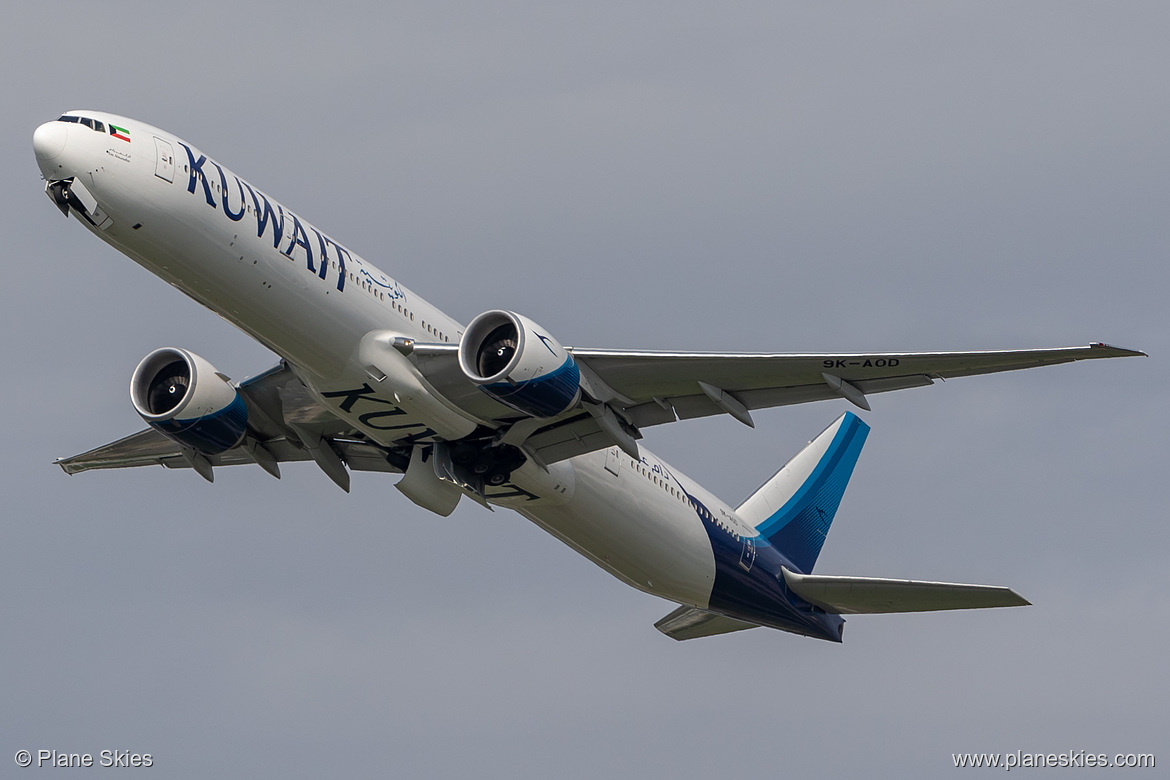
[35, 111, 734, 611]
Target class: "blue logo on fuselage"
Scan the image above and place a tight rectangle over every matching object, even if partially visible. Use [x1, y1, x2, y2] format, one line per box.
[179, 142, 395, 297]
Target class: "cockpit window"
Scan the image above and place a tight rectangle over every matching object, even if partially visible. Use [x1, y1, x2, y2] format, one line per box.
[57, 115, 107, 134]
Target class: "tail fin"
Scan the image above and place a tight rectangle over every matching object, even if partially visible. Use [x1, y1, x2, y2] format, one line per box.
[736, 412, 869, 573]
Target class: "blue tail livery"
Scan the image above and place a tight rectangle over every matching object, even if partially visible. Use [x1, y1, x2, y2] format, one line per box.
[738, 412, 869, 574]
[658, 413, 1028, 642]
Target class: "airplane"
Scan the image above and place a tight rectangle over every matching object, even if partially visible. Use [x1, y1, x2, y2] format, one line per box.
[32, 111, 1144, 642]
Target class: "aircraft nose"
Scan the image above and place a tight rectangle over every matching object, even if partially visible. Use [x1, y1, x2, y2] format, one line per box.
[33, 121, 68, 162]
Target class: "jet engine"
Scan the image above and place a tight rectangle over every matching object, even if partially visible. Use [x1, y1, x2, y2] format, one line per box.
[130, 348, 248, 454]
[458, 310, 582, 417]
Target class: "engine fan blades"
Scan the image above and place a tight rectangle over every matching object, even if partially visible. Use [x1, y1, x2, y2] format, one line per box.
[477, 323, 518, 378]
[146, 361, 190, 414]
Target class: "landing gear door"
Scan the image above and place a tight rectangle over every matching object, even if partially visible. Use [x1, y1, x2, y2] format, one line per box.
[154, 137, 174, 182]
[394, 445, 464, 517]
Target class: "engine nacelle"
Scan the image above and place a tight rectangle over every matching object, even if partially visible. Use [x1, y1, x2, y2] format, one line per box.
[458, 310, 582, 417]
[130, 348, 248, 455]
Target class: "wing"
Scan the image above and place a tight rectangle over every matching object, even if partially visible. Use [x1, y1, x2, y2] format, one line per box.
[60, 342, 1144, 484]
[55, 428, 403, 476]
[55, 363, 408, 490]
[510, 341, 1143, 464]
[571, 341, 1144, 422]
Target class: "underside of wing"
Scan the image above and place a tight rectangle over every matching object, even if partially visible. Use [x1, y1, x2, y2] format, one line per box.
[505, 342, 1144, 465]
[401, 328, 1143, 468]
[54, 428, 402, 476]
[61, 341, 1144, 489]
[570, 342, 1144, 425]
[781, 568, 1030, 614]
[55, 362, 409, 488]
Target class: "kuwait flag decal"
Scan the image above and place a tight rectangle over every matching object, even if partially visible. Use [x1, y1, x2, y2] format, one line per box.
[110, 124, 131, 142]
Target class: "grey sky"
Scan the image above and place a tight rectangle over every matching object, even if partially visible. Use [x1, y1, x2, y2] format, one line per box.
[3, 2, 1166, 777]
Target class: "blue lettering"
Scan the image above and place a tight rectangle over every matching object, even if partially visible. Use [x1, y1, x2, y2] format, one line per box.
[212, 163, 246, 222]
[311, 228, 330, 280]
[242, 182, 284, 249]
[282, 213, 314, 271]
[327, 238, 349, 292]
[179, 143, 216, 208]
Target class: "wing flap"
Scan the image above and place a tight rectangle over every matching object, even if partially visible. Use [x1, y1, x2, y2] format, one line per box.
[56, 428, 189, 474]
[654, 606, 761, 641]
[520, 413, 615, 464]
[782, 567, 1030, 614]
[631, 374, 936, 425]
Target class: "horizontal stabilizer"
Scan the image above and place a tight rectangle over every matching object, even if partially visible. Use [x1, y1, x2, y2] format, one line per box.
[782, 567, 1029, 614]
[654, 606, 760, 641]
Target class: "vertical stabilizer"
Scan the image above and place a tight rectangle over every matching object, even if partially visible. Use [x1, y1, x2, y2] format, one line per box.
[736, 412, 869, 573]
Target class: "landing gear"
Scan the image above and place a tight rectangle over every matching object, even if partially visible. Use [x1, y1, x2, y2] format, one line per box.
[443, 436, 526, 489]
